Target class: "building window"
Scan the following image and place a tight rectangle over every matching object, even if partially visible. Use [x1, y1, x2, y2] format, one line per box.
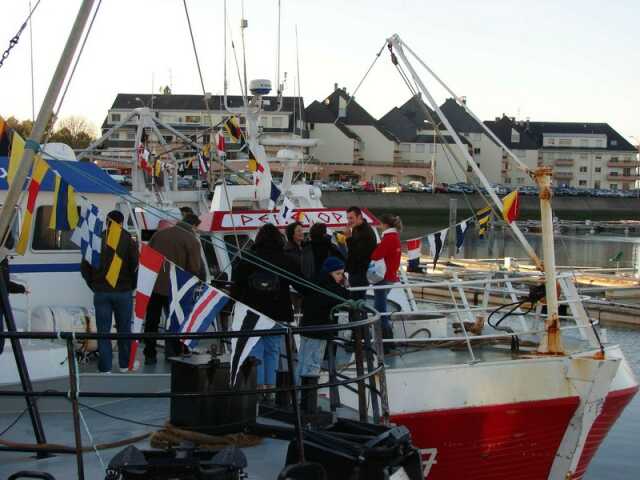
[594, 181, 600, 189]
[184, 115, 201, 124]
[504, 177, 512, 184]
[399, 143, 411, 152]
[624, 168, 632, 176]
[559, 138, 571, 147]
[611, 157, 619, 162]
[516, 177, 525, 184]
[595, 156, 602, 160]
[272, 116, 283, 128]
[202, 134, 210, 144]
[163, 135, 173, 143]
[415, 144, 425, 153]
[126, 131, 135, 140]
[610, 140, 618, 146]
[579, 166, 588, 173]
[578, 180, 587, 186]
[511, 129, 520, 144]
[32, 206, 80, 251]
[595, 167, 601, 173]
[111, 113, 121, 123]
[610, 184, 618, 191]
[610, 172, 619, 177]
[473, 147, 481, 154]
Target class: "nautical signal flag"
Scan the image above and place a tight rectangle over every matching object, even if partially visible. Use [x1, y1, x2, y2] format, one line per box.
[179, 284, 229, 348]
[16, 156, 49, 254]
[223, 116, 245, 147]
[268, 181, 281, 210]
[501, 190, 520, 224]
[215, 131, 226, 160]
[230, 302, 276, 385]
[105, 219, 126, 288]
[49, 175, 79, 231]
[137, 144, 152, 174]
[198, 152, 209, 176]
[247, 148, 264, 174]
[130, 244, 165, 369]
[455, 219, 470, 253]
[8, 130, 25, 186]
[427, 229, 447, 269]
[169, 263, 201, 333]
[154, 159, 162, 178]
[0, 116, 10, 156]
[71, 201, 103, 268]
[406, 238, 422, 271]
[476, 206, 492, 237]
[277, 196, 296, 224]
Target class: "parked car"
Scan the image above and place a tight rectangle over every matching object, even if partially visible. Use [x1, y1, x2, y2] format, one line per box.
[434, 183, 449, 193]
[382, 184, 402, 194]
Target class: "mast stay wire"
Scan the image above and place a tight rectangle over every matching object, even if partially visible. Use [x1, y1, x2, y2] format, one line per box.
[2, 0, 102, 250]
[334, 41, 388, 125]
[181, 0, 241, 255]
[0, 0, 43, 70]
[38, 148, 349, 303]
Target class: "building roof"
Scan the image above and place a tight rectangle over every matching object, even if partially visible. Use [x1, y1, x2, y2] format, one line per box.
[525, 121, 636, 151]
[109, 93, 304, 113]
[305, 89, 397, 142]
[439, 98, 484, 134]
[484, 115, 539, 150]
[0, 157, 127, 194]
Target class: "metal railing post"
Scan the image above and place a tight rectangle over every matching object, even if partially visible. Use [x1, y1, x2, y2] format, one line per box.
[326, 339, 340, 411]
[363, 322, 380, 423]
[350, 309, 368, 423]
[65, 337, 85, 480]
[284, 328, 305, 462]
[373, 319, 390, 425]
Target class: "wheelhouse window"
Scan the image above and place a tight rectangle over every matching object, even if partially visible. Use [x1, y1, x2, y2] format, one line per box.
[32, 206, 80, 251]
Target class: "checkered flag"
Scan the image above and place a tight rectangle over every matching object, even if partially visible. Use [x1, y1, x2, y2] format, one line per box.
[71, 199, 103, 268]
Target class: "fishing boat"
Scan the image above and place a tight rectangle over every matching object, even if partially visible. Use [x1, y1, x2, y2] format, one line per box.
[0, 2, 637, 480]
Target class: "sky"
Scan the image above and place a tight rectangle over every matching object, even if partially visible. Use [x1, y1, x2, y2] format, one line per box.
[0, 0, 638, 146]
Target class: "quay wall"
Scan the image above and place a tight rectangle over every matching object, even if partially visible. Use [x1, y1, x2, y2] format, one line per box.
[321, 192, 640, 220]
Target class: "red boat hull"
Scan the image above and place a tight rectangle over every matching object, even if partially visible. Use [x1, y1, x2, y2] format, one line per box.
[392, 395, 581, 479]
[391, 386, 638, 479]
[570, 386, 639, 480]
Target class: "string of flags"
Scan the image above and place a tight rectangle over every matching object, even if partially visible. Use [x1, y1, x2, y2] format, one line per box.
[403, 192, 520, 270]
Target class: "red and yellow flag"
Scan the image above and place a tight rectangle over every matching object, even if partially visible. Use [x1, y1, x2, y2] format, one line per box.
[16, 156, 49, 254]
[502, 190, 520, 224]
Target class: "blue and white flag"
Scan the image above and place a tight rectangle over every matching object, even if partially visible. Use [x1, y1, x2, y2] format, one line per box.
[268, 181, 281, 210]
[277, 196, 296, 224]
[168, 264, 200, 332]
[71, 200, 103, 268]
[455, 219, 470, 253]
[180, 284, 229, 348]
[229, 302, 277, 385]
[427, 228, 448, 269]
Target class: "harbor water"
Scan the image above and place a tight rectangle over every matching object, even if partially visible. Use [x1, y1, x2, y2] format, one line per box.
[399, 216, 640, 478]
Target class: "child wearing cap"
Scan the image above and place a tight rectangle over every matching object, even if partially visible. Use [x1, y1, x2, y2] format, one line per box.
[296, 256, 349, 383]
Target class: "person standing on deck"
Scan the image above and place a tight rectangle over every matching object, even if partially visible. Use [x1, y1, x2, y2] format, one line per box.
[143, 213, 204, 364]
[81, 211, 139, 373]
[344, 206, 377, 301]
[284, 221, 304, 269]
[301, 222, 345, 280]
[232, 223, 306, 395]
[370, 213, 402, 341]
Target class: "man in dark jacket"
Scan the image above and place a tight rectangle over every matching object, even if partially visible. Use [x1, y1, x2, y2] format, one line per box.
[296, 256, 348, 382]
[143, 213, 204, 364]
[301, 222, 344, 279]
[81, 210, 139, 373]
[344, 206, 377, 300]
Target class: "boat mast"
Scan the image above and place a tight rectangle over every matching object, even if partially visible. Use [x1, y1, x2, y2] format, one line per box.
[0, 0, 97, 250]
[387, 34, 563, 354]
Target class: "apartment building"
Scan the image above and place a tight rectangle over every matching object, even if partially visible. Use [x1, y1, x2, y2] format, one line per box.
[485, 117, 638, 190]
[99, 93, 306, 171]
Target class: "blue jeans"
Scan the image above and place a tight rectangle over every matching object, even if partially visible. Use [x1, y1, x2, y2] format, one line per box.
[295, 336, 327, 382]
[249, 329, 281, 385]
[94, 291, 133, 372]
[374, 281, 391, 331]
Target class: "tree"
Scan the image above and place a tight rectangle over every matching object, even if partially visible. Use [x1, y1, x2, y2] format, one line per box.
[5, 117, 33, 138]
[48, 116, 97, 149]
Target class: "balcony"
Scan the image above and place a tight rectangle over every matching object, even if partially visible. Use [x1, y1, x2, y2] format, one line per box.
[607, 174, 640, 181]
[554, 159, 574, 167]
[553, 171, 573, 180]
[608, 160, 639, 168]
